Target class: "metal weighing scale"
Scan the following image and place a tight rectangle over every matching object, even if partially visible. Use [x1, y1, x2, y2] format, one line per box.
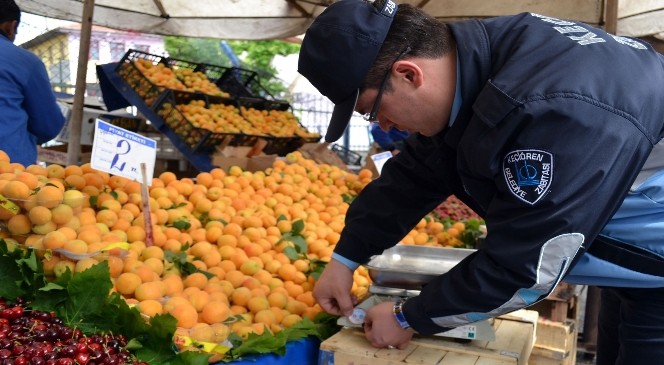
[339, 244, 496, 341]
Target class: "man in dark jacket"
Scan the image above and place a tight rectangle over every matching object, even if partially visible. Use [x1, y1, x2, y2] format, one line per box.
[298, 1, 664, 364]
[0, 0, 65, 166]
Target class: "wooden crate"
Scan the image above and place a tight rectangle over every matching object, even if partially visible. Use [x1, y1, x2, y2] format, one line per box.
[529, 317, 578, 365]
[528, 284, 577, 322]
[319, 310, 538, 365]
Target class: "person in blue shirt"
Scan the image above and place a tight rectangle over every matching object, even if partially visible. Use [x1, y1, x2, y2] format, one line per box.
[298, 1, 664, 364]
[370, 123, 408, 153]
[0, 0, 66, 166]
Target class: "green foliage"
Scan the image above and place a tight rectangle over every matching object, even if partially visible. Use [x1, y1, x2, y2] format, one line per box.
[0, 240, 46, 302]
[458, 218, 486, 249]
[226, 40, 300, 97]
[223, 314, 339, 362]
[164, 247, 214, 279]
[277, 219, 327, 280]
[279, 219, 307, 261]
[0, 239, 210, 364]
[164, 37, 230, 67]
[163, 37, 300, 97]
[0, 235, 339, 363]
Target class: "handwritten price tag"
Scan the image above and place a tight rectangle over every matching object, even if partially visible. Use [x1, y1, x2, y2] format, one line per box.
[90, 119, 157, 185]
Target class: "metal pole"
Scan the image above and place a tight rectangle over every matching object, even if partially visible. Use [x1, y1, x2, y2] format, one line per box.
[67, 0, 95, 165]
[583, 285, 601, 354]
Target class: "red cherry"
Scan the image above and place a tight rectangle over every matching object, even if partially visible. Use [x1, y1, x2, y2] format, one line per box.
[74, 353, 90, 365]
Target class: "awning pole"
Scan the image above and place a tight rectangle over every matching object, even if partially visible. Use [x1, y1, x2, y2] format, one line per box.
[67, 0, 95, 166]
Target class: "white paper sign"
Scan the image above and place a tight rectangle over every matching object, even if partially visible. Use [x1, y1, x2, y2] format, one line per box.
[91, 119, 157, 185]
[370, 151, 393, 175]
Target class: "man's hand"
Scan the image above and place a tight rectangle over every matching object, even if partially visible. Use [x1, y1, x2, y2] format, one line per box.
[364, 301, 414, 349]
[313, 259, 357, 316]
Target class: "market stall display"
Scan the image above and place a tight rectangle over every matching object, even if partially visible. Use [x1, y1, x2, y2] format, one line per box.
[0, 147, 489, 363]
[101, 49, 321, 166]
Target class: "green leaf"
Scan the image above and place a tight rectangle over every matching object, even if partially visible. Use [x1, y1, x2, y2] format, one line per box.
[0, 240, 46, 301]
[173, 351, 212, 365]
[98, 293, 151, 338]
[341, 193, 356, 204]
[228, 329, 288, 360]
[308, 259, 327, 281]
[171, 219, 191, 230]
[291, 219, 305, 235]
[61, 261, 113, 327]
[311, 312, 342, 340]
[134, 314, 180, 364]
[165, 248, 214, 278]
[32, 282, 68, 312]
[290, 235, 307, 254]
[282, 246, 299, 261]
[0, 254, 28, 300]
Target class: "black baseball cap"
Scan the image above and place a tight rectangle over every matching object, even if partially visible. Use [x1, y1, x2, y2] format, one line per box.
[0, 0, 21, 23]
[298, 0, 397, 142]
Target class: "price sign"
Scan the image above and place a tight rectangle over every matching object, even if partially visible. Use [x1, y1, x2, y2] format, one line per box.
[90, 119, 157, 185]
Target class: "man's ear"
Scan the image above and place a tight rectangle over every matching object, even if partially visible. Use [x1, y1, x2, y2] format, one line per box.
[394, 61, 424, 87]
[0, 21, 18, 42]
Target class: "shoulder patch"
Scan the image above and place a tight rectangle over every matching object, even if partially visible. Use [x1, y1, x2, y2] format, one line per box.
[503, 149, 553, 205]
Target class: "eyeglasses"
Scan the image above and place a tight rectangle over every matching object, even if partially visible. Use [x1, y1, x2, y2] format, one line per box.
[362, 46, 412, 123]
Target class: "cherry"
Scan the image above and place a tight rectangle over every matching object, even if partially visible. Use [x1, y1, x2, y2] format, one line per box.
[30, 357, 45, 365]
[0, 349, 10, 359]
[74, 353, 90, 365]
[75, 343, 88, 354]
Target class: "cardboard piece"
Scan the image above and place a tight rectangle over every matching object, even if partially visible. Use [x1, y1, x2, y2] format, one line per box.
[298, 143, 351, 172]
[211, 154, 277, 173]
[56, 100, 144, 146]
[38, 144, 92, 165]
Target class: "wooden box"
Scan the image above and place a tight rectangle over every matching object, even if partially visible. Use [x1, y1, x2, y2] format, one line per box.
[528, 284, 577, 322]
[319, 310, 538, 365]
[529, 318, 578, 365]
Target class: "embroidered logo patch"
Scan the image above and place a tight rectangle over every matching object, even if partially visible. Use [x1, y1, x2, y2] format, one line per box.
[503, 149, 553, 205]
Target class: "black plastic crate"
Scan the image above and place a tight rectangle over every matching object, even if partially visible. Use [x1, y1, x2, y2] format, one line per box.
[215, 67, 260, 98]
[163, 56, 200, 71]
[116, 51, 166, 108]
[196, 63, 233, 83]
[237, 96, 291, 111]
[115, 49, 189, 108]
[154, 90, 264, 154]
[166, 59, 235, 98]
[330, 144, 363, 166]
[117, 49, 165, 65]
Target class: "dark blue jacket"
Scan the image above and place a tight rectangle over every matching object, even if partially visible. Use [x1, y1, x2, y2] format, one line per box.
[334, 13, 664, 335]
[370, 124, 409, 151]
[0, 35, 65, 166]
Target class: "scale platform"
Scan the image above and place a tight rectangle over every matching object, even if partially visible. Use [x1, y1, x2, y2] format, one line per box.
[338, 245, 495, 341]
[338, 285, 496, 342]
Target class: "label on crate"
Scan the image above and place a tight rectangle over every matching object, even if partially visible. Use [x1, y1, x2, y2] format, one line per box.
[438, 325, 478, 339]
[91, 119, 157, 185]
